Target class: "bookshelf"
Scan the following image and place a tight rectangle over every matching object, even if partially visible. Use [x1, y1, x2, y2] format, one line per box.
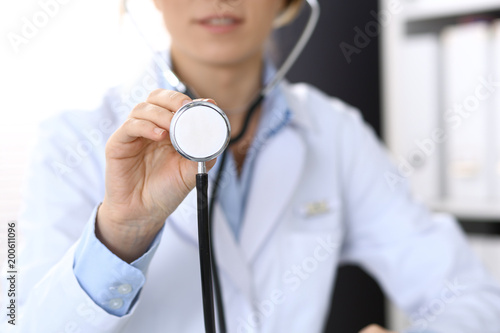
[381, 0, 500, 220]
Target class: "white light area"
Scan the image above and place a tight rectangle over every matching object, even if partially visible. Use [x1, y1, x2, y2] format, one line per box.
[0, 0, 170, 222]
[0, 0, 169, 127]
[174, 106, 229, 160]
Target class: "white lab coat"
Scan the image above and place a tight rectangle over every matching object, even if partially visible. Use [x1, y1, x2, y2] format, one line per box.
[14, 76, 500, 333]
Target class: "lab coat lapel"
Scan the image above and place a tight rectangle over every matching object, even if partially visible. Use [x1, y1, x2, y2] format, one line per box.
[167, 182, 255, 302]
[212, 203, 254, 302]
[240, 126, 307, 262]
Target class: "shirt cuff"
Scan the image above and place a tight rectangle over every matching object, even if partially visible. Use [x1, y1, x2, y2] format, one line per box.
[73, 204, 164, 317]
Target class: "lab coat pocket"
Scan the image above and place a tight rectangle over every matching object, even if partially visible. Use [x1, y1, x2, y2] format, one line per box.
[268, 200, 342, 327]
[290, 198, 343, 234]
[280, 198, 343, 271]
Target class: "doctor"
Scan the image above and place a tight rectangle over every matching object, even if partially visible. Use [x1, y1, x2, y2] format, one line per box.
[17, 0, 500, 332]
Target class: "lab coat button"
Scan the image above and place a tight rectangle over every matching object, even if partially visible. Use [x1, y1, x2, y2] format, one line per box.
[118, 283, 132, 295]
[109, 298, 124, 309]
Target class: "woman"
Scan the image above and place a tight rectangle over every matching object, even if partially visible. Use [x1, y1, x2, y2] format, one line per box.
[17, 0, 500, 332]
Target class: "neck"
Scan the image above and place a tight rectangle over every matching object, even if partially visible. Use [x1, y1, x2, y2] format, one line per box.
[170, 46, 266, 174]
[170, 46, 264, 134]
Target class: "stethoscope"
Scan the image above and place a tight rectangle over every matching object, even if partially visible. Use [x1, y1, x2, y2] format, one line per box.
[123, 1, 320, 332]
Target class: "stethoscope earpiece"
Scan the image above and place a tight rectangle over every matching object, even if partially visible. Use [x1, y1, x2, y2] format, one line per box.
[170, 101, 231, 163]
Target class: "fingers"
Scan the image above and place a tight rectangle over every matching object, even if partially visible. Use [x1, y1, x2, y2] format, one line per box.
[130, 102, 174, 131]
[146, 89, 192, 111]
[146, 88, 218, 111]
[127, 97, 218, 138]
[114, 117, 167, 144]
[111, 89, 220, 147]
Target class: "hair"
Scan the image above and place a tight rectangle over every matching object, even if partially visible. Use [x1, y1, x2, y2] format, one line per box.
[274, 0, 304, 28]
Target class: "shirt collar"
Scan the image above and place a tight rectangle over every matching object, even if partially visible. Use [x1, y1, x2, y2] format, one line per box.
[151, 49, 313, 134]
[261, 58, 314, 134]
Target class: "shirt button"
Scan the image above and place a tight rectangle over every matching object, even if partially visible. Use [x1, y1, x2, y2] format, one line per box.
[117, 283, 133, 295]
[109, 298, 124, 310]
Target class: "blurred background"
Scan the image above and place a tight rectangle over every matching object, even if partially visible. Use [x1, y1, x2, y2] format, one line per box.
[1, 0, 500, 331]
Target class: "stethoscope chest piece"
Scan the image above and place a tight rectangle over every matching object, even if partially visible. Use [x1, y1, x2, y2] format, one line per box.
[170, 101, 231, 162]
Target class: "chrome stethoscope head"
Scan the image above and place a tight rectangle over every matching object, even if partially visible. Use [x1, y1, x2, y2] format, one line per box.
[170, 101, 231, 164]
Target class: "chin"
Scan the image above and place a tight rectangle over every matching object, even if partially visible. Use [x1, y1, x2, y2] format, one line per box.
[196, 44, 262, 67]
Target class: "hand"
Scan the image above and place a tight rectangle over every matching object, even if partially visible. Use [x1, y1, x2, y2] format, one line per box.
[97, 89, 217, 262]
[360, 324, 397, 333]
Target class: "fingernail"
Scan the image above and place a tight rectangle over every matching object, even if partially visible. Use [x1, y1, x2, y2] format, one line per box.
[203, 98, 217, 105]
[182, 99, 191, 106]
[154, 128, 165, 136]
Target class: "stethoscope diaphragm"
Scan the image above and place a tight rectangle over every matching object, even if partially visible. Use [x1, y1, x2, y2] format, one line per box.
[170, 101, 231, 163]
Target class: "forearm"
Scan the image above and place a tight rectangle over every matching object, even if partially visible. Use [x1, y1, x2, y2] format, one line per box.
[96, 202, 165, 263]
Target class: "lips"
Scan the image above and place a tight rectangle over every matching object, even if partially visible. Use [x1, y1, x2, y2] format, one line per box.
[196, 15, 243, 34]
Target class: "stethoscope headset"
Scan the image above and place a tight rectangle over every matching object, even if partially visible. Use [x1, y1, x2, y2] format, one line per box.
[122, 1, 320, 332]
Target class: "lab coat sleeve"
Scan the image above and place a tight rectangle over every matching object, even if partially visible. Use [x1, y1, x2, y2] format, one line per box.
[73, 205, 164, 317]
[14, 105, 150, 332]
[336, 108, 500, 333]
